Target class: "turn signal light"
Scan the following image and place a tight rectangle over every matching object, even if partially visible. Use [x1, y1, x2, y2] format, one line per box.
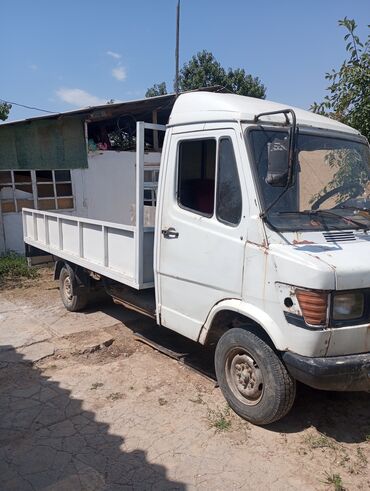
[296, 289, 328, 326]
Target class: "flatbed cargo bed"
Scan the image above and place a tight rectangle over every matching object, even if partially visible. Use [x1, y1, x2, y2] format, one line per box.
[23, 209, 155, 289]
[22, 121, 165, 290]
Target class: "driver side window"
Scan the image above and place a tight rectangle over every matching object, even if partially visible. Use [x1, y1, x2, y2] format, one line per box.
[177, 136, 242, 225]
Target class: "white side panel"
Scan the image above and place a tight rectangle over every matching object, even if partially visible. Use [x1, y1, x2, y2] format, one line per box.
[107, 227, 135, 276]
[35, 215, 46, 244]
[48, 216, 59, 249]
[82, 223, 104, 264]
[61, 219, 79, 256]
[24, 212, 34, 239]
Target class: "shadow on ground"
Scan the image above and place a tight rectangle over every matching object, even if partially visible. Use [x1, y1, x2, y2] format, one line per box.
[97, 298, 369, 445]
[267, 383, 369, 443]
[0, 345, 186, 491]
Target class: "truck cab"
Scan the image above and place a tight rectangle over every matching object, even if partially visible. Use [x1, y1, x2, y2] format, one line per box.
[23, 91, 370, 425]
[155, 92, 370, 423]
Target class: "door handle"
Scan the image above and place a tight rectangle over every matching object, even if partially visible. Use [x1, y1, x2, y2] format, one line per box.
[161, 227, 179, 239]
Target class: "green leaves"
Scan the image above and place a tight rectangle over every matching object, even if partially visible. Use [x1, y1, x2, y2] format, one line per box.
[145, 50, 266, 99]
[178, 50, 266, 98]
[145, 82, 168, 98]
[0, 102, 11, 121]
[311, 19, 370, 141]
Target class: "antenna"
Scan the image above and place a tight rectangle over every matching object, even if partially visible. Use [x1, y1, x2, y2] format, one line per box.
[175, 0, 180, 96]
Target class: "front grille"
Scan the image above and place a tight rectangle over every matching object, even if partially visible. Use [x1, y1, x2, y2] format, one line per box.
[323, 231, 356, 243]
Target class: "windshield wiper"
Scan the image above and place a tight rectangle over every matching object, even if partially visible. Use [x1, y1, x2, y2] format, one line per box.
[277, 209, 369, 231]
[335, 204, 370, 213]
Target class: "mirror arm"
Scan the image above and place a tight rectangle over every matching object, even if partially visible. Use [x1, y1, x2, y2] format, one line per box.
[286, 110, 297, 184]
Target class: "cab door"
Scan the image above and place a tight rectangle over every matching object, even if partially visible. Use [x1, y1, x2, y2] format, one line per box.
[157, 127, 246, 340]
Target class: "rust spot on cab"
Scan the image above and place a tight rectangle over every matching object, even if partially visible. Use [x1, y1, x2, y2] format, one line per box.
[293, 239, 315, 245]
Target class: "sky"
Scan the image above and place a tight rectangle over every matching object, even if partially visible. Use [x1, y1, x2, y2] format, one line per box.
[1, 0, 369, 122]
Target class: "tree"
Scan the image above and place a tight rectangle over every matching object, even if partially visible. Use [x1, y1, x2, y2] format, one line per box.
[309, 19, 370, 207]
[224, 67, 266, 99]
[178, 51, 265, 98]
[145, 82, 168, 98]
[178, 50, 225, 91]
[311, 18, 370, 140]
[0, 102, 11, 121]
[145, 51, 266, 99]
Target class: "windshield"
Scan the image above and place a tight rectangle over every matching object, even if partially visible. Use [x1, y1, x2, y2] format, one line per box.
[248, 128, 370, 231]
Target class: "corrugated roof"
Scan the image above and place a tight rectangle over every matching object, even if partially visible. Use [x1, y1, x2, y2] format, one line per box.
[0, 87, 228, 128]
[0, 93, 177, 127]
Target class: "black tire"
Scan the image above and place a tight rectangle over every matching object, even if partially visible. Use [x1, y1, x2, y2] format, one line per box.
[215, 327, 296, 425]
[59, 266, 89, 312]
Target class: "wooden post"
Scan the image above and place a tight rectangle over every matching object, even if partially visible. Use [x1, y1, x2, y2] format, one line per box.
[152, 110, 159, 152]
[0, 201, 6, 252]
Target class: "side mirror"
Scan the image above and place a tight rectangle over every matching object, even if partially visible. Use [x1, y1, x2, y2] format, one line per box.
[266, 136, 289, 187]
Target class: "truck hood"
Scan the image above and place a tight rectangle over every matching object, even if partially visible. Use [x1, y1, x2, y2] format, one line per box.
[269, 230, 370, 290]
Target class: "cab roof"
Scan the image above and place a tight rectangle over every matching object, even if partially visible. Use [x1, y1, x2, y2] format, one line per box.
[169, 92, 359, 135]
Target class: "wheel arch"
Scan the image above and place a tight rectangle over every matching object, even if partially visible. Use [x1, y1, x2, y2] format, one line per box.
[54, 260, 92, 291]
[198, 299, 284, 351]
[53, 259, 66, 280]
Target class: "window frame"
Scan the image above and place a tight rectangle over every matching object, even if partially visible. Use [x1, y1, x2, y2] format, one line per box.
[215, 136, 243, 227]
[0, 169, 75, 214]
[36, 170, 74, 211]
[245, 125, 370, 231]
[0, 170, 34, 213]
[176, 137, 217, 218]
[176, 135, 243, 226]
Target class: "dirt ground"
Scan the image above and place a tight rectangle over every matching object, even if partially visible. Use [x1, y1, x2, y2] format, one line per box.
[0, 268, 369, 490]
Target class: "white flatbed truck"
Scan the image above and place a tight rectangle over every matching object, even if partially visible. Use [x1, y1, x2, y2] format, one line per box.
[23, 92, 370, 424]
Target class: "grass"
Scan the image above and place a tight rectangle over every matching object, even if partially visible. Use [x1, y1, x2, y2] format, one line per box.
[189, 393, 205, 405]
[90, 382, 104, 390]
[323, 472, 346, 491]
[304, 432, 336, 450]
[0, 252, 39, 284]
[208, 406, 232, 432]
[354, 446, 368, 472]
[107, 392, 124, 401]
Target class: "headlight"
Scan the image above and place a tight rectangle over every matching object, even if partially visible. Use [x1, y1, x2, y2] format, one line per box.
[332, 292, 364, 320]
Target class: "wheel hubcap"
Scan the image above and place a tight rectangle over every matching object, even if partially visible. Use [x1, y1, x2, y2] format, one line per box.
[226, 350, 264, 405]
[64, 276, 73, 301]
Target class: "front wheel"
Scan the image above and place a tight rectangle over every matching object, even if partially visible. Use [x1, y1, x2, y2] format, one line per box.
[215, 328, 296, 425]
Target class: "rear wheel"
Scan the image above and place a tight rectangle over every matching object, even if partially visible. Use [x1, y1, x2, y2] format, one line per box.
[215, 327, 296, 425]
[59, 266, 89, 312]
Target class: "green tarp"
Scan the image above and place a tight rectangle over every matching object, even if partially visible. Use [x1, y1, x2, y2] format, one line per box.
[0, 117, 88, 170]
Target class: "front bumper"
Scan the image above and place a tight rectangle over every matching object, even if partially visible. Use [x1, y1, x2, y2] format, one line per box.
[283, 351, 370, 391]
